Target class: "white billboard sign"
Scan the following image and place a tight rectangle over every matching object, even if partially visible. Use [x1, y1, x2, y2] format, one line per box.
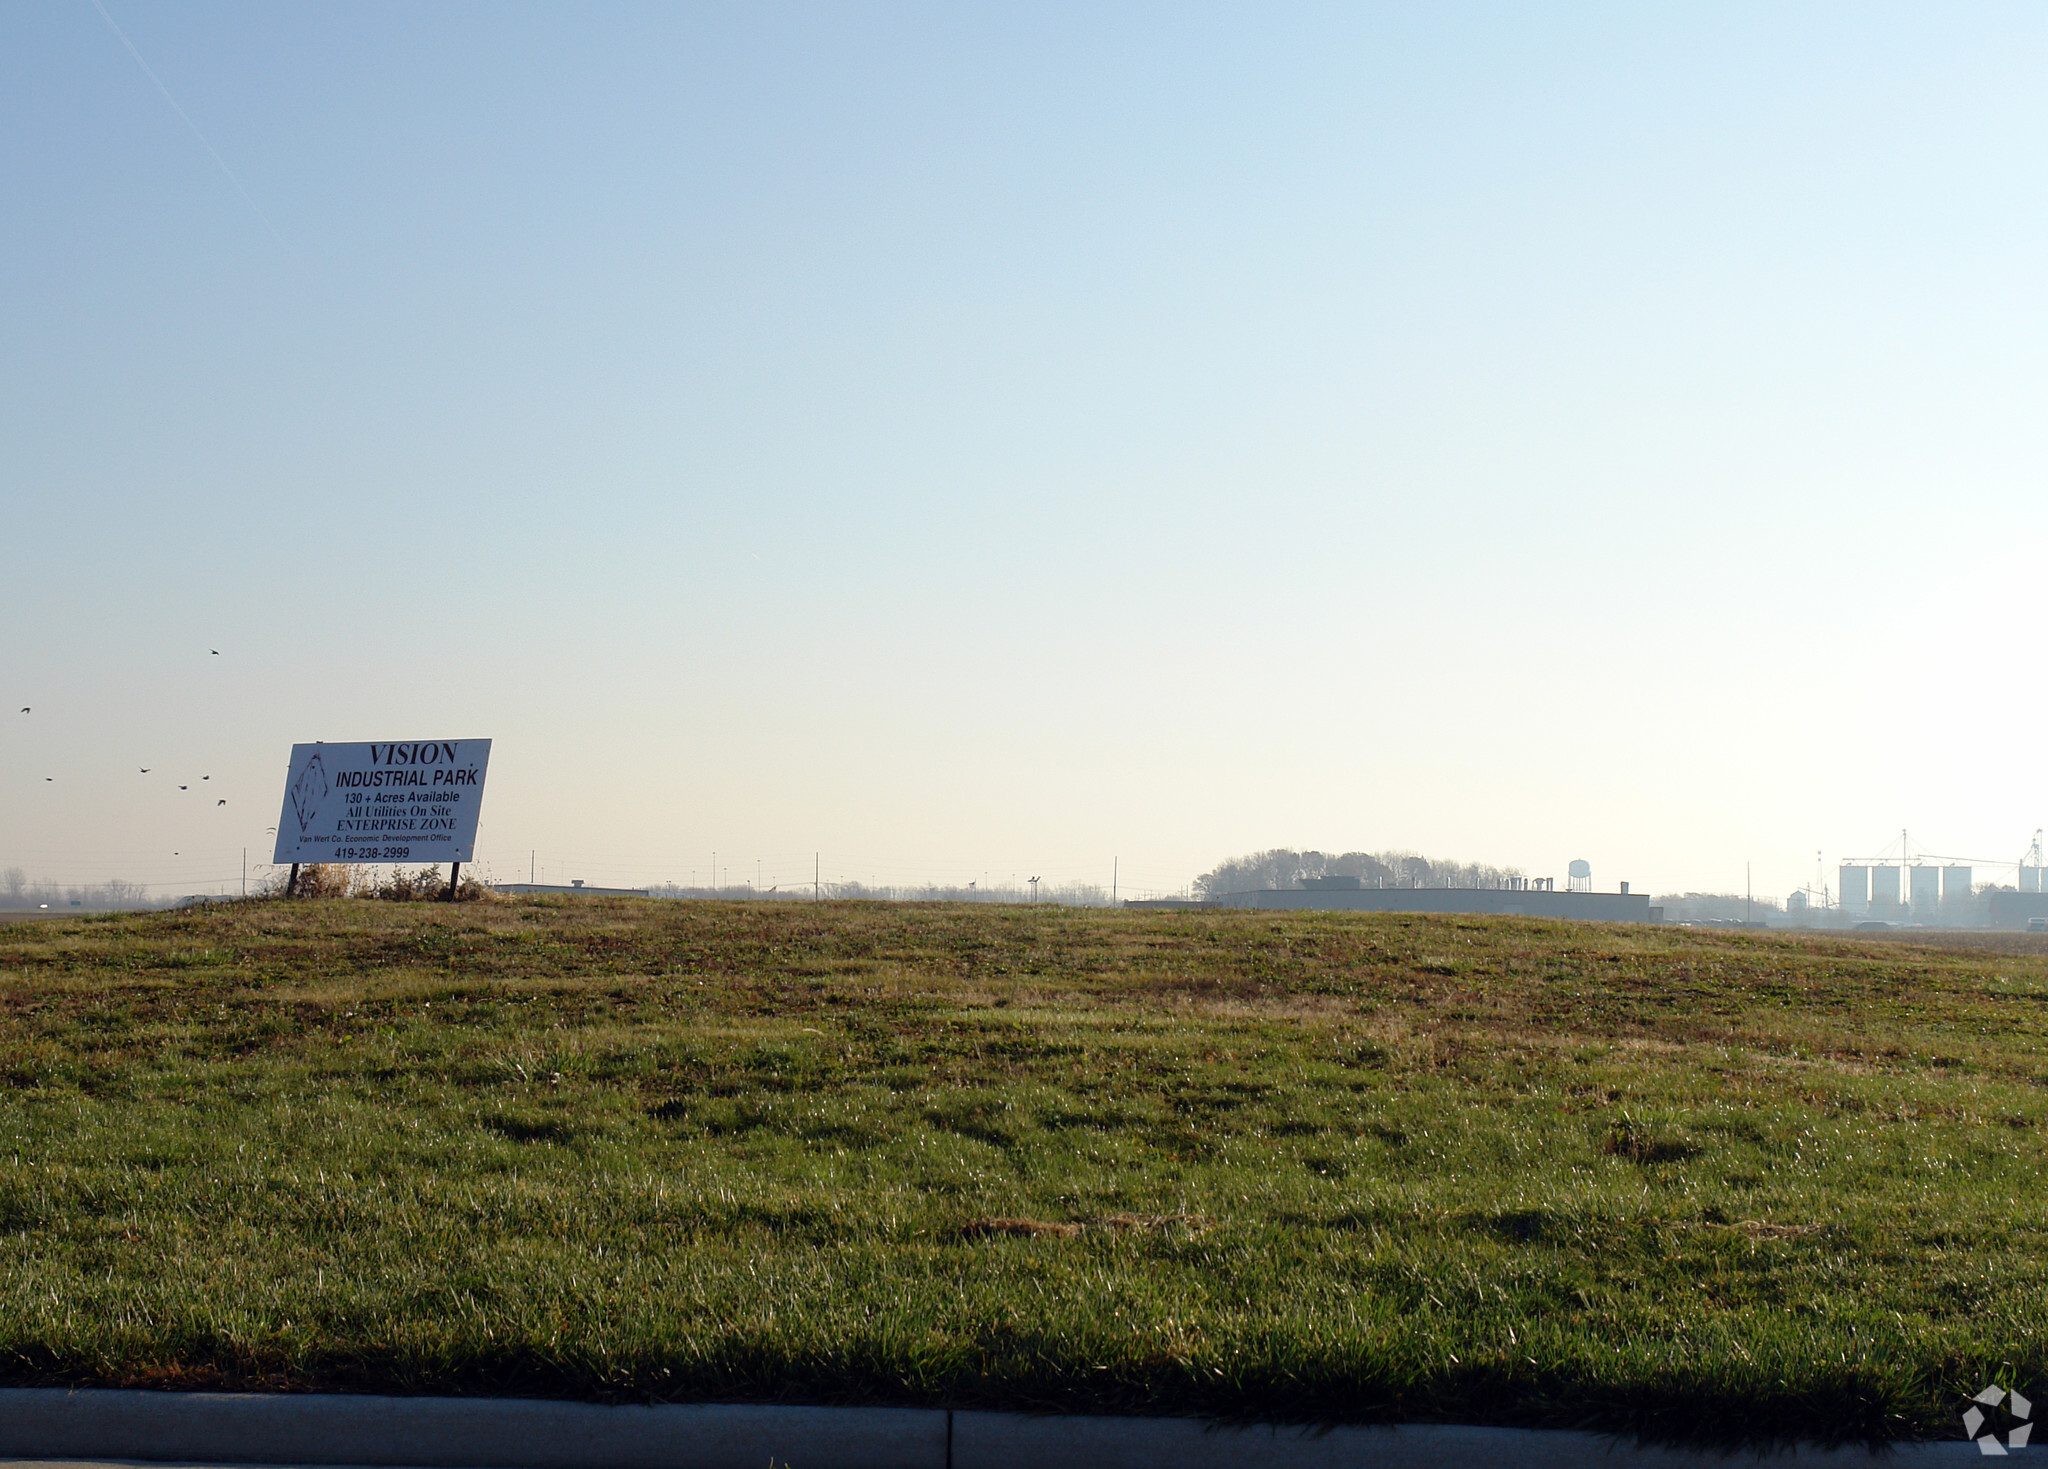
[272, 740, 492, 865]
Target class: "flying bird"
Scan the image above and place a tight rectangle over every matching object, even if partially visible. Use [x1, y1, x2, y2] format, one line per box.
[140, 768, 150, 773]
[216, 799, 226, 807]
[210, 650, 219, 655]
[18, 708, 27, 714]
[179, 785, 188, 790]
[202, 775, 210, 781]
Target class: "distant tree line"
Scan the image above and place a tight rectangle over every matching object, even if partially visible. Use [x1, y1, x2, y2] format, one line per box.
[1193, 849, 1527, 899]
[1651, 892, 1786, 924]
[0, 868, 155, 911]
[642, 880, 1113, 906]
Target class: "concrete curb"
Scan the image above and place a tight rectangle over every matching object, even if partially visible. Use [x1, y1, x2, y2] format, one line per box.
[0, 1390, 1986, 1468]
[950, 1413, 1979, 1466]
[0, 1394, 935, 1469]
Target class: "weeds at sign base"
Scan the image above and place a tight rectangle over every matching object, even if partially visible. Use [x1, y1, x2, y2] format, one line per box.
[260, 863, 495, 902]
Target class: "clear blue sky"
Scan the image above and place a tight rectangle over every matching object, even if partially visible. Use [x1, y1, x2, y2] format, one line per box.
[4, 2, 2046, 900]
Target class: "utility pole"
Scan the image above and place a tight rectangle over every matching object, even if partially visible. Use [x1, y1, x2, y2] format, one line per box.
[530, 850, 535, 885]
[1111, 857, 1117, 908]
[242, 849, 246, 898]
[815, 853, 820, 902]
[1746, 862, 1752, 926]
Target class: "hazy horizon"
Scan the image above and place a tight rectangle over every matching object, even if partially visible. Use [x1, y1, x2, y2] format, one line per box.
[6, 3, 2046, 905]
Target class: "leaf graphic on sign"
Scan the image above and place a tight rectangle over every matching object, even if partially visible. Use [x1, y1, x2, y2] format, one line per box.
[290, 754, 329, 834]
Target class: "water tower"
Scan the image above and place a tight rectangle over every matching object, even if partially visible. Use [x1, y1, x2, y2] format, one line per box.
[1567, 859, 1592, 893]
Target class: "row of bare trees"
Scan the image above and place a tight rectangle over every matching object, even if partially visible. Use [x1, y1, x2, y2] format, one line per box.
[1192, 849, 1527, 900]
[643, 880, 1111, 905]
[1, 868, 154, 910]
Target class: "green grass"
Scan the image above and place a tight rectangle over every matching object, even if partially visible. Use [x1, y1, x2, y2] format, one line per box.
[3, 897, 2047, 1445]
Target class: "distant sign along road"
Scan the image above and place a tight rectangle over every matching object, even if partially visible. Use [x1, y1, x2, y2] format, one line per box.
[272, 740, 492, 865]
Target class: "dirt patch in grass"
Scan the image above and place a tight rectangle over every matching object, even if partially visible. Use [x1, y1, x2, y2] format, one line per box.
[960, 1213, 1209, 1239]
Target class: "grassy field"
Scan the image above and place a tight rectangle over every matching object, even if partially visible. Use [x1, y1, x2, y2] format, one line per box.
[3, 897, 2047, 1444]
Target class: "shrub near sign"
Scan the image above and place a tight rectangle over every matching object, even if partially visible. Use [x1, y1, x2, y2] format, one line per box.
[272, 740, 492, 865]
